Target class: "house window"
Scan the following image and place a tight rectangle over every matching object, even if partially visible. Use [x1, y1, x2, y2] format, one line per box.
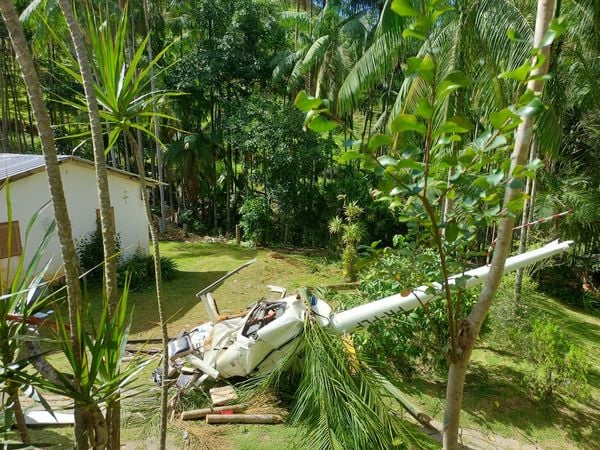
[95, 207, 116, 230]
[0, 221, 22, 259]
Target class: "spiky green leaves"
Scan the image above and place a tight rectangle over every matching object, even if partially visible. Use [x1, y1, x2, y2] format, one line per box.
[240, 319, 433, 450]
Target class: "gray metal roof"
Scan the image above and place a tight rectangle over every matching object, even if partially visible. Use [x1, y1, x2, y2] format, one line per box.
[0, 153, 163, 185]
[0, 153, 69, 181]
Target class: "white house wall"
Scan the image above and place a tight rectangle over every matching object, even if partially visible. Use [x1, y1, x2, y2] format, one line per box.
[0, 161, 149, 281]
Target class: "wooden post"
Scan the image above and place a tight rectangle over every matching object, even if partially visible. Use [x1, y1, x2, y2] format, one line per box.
[205, 414, 283, 425]
[181, 404, 246, 420]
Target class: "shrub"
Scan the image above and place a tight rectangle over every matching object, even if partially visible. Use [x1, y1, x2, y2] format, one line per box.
[178, 208, 207, 235]
[347, 237, 478, 375]
[239, 196, 272, 246]
[118, 252, 178, 292]
[525, 319, 590, 401]
[76, 227, 121, 285]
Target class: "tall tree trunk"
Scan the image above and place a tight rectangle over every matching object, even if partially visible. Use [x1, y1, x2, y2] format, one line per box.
[126, 130, 169, 450]
[0, 44, 9, 153]
[442, 1, 555, 448]
[142, 0, 166, 235]
[0, 1, 90, 447]
[56, 1, 120, 448]
[514, 142, 538, 304]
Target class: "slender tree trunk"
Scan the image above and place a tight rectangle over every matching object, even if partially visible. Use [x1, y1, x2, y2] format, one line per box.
[56, 1, 120, 448]
[126, 129, 169, 450]
[142, 0, 166, 235]
[8, 383, 30, 444]
[514, 142, 538, 304]
[0, 45, 9, 153]
[0, 1, 90, 447]
[442, 1, 555, 448]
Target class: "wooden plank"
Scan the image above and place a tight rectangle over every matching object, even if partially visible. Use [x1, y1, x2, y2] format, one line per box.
[209, 385, 237, 406]
[181, 404, 246, 420]
[206, 414, 283, 425]
[0, 221, 21, 259]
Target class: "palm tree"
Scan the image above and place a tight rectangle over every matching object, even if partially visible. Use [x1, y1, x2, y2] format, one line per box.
[275, 0, 371, 113]
[339, 0, 536, 130]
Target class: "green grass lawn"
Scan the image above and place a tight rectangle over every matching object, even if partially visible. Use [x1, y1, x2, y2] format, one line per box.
[13, 241, 600, 449]
[398, 282, 600, 450]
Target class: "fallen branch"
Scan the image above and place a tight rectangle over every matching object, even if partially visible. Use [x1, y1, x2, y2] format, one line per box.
[205, 414, 283, 424]
[181, 404, 246, 420]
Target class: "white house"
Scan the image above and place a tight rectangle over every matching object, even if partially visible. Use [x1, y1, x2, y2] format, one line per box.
[0, 153, 159, 281]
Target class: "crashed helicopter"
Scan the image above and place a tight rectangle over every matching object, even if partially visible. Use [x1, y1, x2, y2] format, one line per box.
[154, 240, 573, 390]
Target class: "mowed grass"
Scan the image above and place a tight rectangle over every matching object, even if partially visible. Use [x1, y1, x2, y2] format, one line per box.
[100, 241, 342, 340]
[399, 283, 600, 450]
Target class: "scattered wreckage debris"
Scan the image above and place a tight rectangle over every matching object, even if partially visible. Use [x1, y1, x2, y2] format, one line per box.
[153, 241, 573, 394]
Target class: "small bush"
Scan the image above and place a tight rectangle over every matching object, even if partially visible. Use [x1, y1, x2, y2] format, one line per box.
[239, 196, 272, 246]
[77, 228, 121, 285]
[118, 252, 178, 292]
[525, 319, 590, 401]
[178, 208, 207, 235]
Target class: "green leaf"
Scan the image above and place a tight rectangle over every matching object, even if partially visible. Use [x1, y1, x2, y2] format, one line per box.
[471, 176, 489, 190]
[540, 17, 567, 48]
[445, 222, 459, 243]
[306, 112, 338, 133]
[391, 0, 421, 17]
[507, 26, 526, 42]
[415, 98, 433, 120]
[498, 63, 531, 82]
[390, 114, 426, 135]
[368, 134, 394, 150]
[434, 116, 473, 136]
[378, 155, 398, 167]
[508, 192, 529, 213]
[489, 108, 520, 130]
[401, 144, 422, 158]
[525, 158, 544, 173]
[396, 159, 423, 170]
[486, 171, 503, 187]
[402, 29, 428, 40]
[295, 90, 323, 112]
[516, 97, 544, 118]
[338, 150, 363, 163]
[438, 71, 470, 99]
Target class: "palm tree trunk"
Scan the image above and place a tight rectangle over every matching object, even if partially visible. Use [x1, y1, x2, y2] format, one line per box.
[126, 129, 169, 450]
[142, 0, 167, 235]
[0, 0, 89, 447]
[442, 1, 555, 448]
[56, 1, 120, 448]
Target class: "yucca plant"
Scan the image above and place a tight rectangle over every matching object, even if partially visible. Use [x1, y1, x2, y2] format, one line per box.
[34, 280, 148, 448]
[329, 200, 366, 281]
[0, 183, 147, 447]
